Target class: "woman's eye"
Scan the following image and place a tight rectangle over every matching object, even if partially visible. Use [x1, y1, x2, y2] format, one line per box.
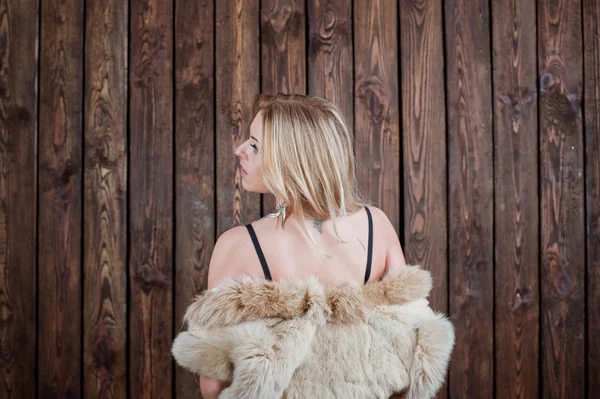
[250, 143, 258, 152]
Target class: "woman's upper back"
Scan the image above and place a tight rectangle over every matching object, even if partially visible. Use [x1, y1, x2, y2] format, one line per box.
[207, 205, 406, 289]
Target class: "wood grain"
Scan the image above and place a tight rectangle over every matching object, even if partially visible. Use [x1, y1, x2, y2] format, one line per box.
[399, 0, 448, 331]
[261, 0, 306, 96]
[538, 1, 586, 397]
[307, 0, 353, 134]
[5, 1, 599, 395]
[0, 0, 38, 397]
[83, 0, 128, 397]
[129, 0, 174, 397]
[174, 0, 214, 397]
[492, 1, 540, 398]
[444, 0, 494, 397]
[354, 0, 400, 240]
[400, 1, 449, 396]
[38, 0, 84, 397]
[584, 0, 600, 396]
[260, 0, 306, 215]
[216, 0, 261, 236]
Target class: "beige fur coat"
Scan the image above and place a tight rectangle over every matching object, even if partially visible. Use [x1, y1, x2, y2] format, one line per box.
[172, 265, 455, 398]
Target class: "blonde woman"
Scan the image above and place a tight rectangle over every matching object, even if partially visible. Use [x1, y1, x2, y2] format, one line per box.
[200, 93, 407, 399]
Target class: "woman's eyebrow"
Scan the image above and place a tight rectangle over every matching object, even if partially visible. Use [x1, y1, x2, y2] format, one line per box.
[250, 135, 259, 142]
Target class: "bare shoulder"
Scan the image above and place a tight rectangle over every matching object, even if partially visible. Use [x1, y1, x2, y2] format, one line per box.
[216, 224, 249, 244]
[365, 205, 396, 238]
[207, 225, 254, 289]
[365, 205, 406, 272]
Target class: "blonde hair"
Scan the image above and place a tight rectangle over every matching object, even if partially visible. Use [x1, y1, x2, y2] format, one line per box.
[248, 93, 368, 250]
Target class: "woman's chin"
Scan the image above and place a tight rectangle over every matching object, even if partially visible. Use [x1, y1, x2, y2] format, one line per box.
[241, 178, 252, 192]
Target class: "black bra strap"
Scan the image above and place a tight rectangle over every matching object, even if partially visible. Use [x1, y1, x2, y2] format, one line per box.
[364, 206, 373, 283]
[245, 224, 273, 281]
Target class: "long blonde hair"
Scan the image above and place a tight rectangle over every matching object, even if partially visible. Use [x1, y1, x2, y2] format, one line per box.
[248, 93, 368, 249]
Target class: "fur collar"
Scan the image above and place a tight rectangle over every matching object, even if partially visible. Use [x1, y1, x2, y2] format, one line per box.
[183, 265, 432, 329]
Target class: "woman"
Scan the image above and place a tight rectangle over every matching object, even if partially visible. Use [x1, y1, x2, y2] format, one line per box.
[199, 93, 407, 399]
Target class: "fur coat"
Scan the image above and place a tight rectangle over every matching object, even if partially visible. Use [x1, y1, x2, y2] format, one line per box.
[172, 265, 455, 399]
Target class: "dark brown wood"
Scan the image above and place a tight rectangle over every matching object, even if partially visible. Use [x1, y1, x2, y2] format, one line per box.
[83, 0, 128, 398]
[260, 0, 306, 215]
[38, 0, 85, 397]
[261, 0, 306, 96]
[399, 0, 448, 316]
[354, 0, 400, 234]
[492, 1, 540, 398]
[216, 0, 261, 235]
[400, 1, 448, 396]
[38, 0, 84, 397]
[444, 0, 494, 397]
[584, 1, 600, 396]
[6, 1, 600, 395]
[129, 0, 174, 397]
[538, 1, 586, 397]
[307, 0, 353, 134]
[174, 0, 215, 397]
[0, 0, 38, 397]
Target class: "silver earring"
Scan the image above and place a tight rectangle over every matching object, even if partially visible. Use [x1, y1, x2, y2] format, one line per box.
[266, 202, 287, 228]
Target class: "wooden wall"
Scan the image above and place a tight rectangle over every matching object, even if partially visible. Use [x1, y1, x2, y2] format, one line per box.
[1, 0, 598, 398]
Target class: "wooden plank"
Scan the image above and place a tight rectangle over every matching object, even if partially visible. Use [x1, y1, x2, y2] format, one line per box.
[399, 0, 448, 322]
[261, 0, 306, 96]
[354, 0, 400, 231]
[38, 0, 84, 397]
[491, 1, 540, 398]
[129, 0, 174, 397]
[444, 0, 494, 397]
[307, 0, 353, 134]
[216, 0, 261, 236]
[174, 0, 214, 397]
[82, 0, 128, 397]
[0, 0, 38, 397]
[537, 1, 586, 397]
[400, 0, 448, 396]
[584, 0, 600, 396]
[260, 0, 306, 214]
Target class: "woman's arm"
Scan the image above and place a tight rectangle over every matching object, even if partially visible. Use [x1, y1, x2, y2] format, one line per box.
[199, 226, 248, 397]
[199, 375, 232, 399]
[369, 206, 406, 275]
[384, 227, 406, 273]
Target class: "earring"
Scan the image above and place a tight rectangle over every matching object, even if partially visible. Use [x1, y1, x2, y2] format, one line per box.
[266, 202, 288, 228]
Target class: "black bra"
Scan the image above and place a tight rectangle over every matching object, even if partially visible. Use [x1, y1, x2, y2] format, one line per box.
[244, 206, 374, 284]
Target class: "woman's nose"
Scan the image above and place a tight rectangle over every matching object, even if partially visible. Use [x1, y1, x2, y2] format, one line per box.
[235, 143, 246, 159]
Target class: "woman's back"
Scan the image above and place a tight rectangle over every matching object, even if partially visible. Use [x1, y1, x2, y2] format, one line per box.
[210, 205, 406, 288]
[201, 93, 408, 396]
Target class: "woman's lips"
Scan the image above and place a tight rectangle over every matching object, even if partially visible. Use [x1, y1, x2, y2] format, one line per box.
[241, 166, 247, 175]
